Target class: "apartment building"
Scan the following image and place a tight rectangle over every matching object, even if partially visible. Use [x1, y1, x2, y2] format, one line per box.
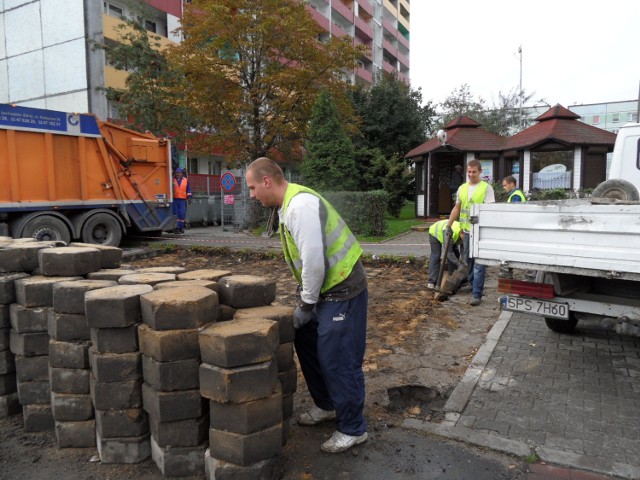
[569, 100, 639, 134]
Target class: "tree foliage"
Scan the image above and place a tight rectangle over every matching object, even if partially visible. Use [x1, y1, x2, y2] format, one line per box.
[169, 0, 364, 164]
[301, 91, 358, 192]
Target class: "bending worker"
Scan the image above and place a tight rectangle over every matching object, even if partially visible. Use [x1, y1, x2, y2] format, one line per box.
[245, 157, 369, 454]
[172, 167, 192, 234]
[427, 220, 462, 290]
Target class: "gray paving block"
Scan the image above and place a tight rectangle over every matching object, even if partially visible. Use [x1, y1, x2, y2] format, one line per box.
[149, 413, 208, 448]
[154, 279, 221, 296]
[276, 342, 294, 372]
[95, 408, 149, 438]
[278, 366, 298, 395]
[96, 431, 151, 464]
[140, 286, 218, 330]
[51, 391, 94, 421]
[52, 279, 117, 314]
[17, 379, 50, 405]
[118, 272, 176, 286]
[150, 434, 206, 477]
[87, 268, 136, 281]
[218, 304, 236, 322]
[39, 246, 102, 276]
[15, 275, 82, 307]
[90, 325, 139, 353]
[234, 305, 295, 344]
[69, 242, 123, 269]
[142, 382, 206, 422]
[15, 354, 48, 381]
[88, 348, 142, 383]
[199, 360, 278, 404]
[0, 392, 21, 418]
[141, 355, 200, 392]
[0, 372, 17, 396]
[47, 310, 90, 342]
[85, 284, 153, 328]
[9, 304, 48, 333]
[0, 349, 15, 375]
[55, 420, 97, 448]
[23, 403, 55, 432]
[90, 376, 143, 410]
[137, 266, 187, 275]
[0, 273, 30, 304]
[0, 242, 61, 273]
[199, 318, 278, 369]
[49, 339, 90, 369]
[0, 304, 8, 328]
[0, 327, 8, 351]
[217, 275, 277, 308]
[210, 387, 282, 435]
[10, 330, 49, 357]
[204, 448, 284, 480]
[138, 323, 202, 362]
[176, 269, 232, 282]
[49, 366, 90, 394]
[208, 423, 282, 467]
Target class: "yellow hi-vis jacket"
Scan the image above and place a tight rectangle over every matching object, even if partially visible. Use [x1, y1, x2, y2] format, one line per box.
[429, 220, 461, 244]
[507, 189, 527, 202]
[459, 181, 489, 232]
[279, 184, 362, 293]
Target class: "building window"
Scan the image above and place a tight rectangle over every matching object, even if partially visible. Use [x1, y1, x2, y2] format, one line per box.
[145, 20, 157, 33]
[612, 113, 620, 123]
[629, 112, 638, 122]
[104, 2, 123, 18]
[592, 115, 600, 125]
[531, 150, 573, 190]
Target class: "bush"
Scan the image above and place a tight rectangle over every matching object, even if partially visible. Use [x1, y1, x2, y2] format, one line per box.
[322, 190, 388, 236]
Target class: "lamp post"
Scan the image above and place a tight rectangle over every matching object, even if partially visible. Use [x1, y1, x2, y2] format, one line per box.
[518, 45, 523, 129]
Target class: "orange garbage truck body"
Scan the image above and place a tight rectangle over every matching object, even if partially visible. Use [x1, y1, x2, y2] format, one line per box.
[0, 104, 173, 246]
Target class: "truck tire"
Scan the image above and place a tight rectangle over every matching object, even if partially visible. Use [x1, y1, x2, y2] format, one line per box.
[591, 179, 640, 201]
[81, 213, 122, 247]
[545, 314, 578, 334]
[21, 215, 71, 244]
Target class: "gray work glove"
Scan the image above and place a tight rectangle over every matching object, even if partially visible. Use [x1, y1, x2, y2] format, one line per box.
[293, 301, 315, 329]
[445, 225, 453, 238]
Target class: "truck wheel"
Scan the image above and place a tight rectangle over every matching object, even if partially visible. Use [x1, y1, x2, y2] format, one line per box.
[545, 314, 578, 334]
[22, 215, 71, 244]
[81, 213, 122, 247]
[591, 179, 640, 201]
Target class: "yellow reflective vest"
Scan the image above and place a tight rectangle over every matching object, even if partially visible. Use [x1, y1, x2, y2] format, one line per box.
[459, 181, 489, 232]
[507, 189, 527, 202]
[429, 220, 461, 244]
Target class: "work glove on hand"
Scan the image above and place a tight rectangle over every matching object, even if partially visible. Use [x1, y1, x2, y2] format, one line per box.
[188, 198, 193, 205]
[293, 301, 315, 329]
[445, 225, 453, 238]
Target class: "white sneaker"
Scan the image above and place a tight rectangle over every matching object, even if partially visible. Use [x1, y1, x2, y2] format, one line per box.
[321, 430, 368, 453]
[297, 406, 336, 426]
[426, 283, 435, 290]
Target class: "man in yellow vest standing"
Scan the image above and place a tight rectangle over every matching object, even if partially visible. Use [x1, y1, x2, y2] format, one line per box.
[245, 157, 369, 454]
[446, 160, 495, 306]
[502, 176, 526, 203]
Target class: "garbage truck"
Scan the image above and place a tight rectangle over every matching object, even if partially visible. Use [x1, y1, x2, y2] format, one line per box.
[470, 122, 640, 336]
[0, 104, 173, 246]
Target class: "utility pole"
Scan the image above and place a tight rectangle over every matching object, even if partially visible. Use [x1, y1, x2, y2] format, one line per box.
[518, 45, 523, 129]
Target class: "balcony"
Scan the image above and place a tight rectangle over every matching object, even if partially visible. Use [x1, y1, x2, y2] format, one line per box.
[383, 38, 397, 56]
[105, 65, 128, 90]
[382, 58, 396, 74]
[331, 22, 350, 39]
[356, 67, 373, 84]
[397, 31, 409, 49]
[383, 18, 397, 34]
[103, 14, 174, 49]
[306, 5, 330, 32]
[357, 0, 373, 17]
[354, 16, 373, 42]
[332, 0, 354, 22]
[396, 50, 409, 69]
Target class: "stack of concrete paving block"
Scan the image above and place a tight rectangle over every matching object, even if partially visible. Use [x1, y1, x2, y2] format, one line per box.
[85, 283, 154, 464]
[49, 279, 117, 448]
[139, 286, 217, 477]
[69, 242, 123, 269]
[87, 268, 136, 282]
[176, 270, 232, 321]
[118, 272, 177, 287]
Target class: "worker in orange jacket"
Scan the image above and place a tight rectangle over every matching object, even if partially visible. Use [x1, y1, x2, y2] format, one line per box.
[172, 168, 192, 234]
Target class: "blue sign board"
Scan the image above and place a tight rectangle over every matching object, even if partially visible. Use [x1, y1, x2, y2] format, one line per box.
[0, 104, 101, 137]
[221, 172, 237, 192]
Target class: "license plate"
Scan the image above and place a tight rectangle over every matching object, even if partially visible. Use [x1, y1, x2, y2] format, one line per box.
[501, 295, 569, 320]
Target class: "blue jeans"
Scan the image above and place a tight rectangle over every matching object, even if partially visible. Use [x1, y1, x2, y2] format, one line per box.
[463, 233, 486, 298]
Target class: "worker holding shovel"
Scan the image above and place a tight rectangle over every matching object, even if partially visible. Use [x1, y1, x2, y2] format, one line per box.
[427, 219, 463, 291]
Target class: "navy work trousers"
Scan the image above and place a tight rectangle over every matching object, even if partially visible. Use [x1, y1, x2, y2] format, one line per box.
[294, 288, 368, 436]
[173, 198, 187, 230]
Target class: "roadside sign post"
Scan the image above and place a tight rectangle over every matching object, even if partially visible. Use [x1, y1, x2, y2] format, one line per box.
[220, 172, 236, 230]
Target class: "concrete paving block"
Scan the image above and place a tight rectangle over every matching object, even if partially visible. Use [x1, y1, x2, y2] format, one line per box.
[276, 342, 294, 373]
[154, 279, 221, 296]
[0, 372, 17, 396]
[23, 403, 55, 432]
[49, 339, 90, 369]
[15, 354, 48, 381]
[88, 348, 142, 383]
[199, 360, 278, 404]
[0, 248, 23, 274]
[204, 448, 284, 480]
[95, 408, 149, 438]
[199, 318, 278, 368]
[141, 355, 200, 392]
[210, 387, 282, 435]
[69, 242, 123, 269]
[0, 349, 16, 375]
[0, 392, 21, 418]
[87, 268, 136, 281]
[141, 286, 218, 331]
[17, 379, 50, 405]
[0, 242, 61, 273]
[234, 305, 295, 344]
[51, 391, 94, 421]
[142, 382, 207, 422]
[52, 279, 117, 314]
[90, 376, 143, 411]
[118, 272, 176, 286]
[0, 273, 30, 304]
[282, 394, 294, 420]
[278, 366, 298, 395]
[149, 413, 208, 448]
[90, 325, 139, 353]
[55, 420, 97, 448]
[9, 304, 48, 333]
[0, 327, 9, 351]
[10, 330, 49, 356]
[96, 431, 151, 464]
[0, 304, 8, 328]
[218, 304, 236, 322]
[176, 269, 232, 282]
[15, 275, 82, 307]
[85, 284, 153, 328]
[208, 423, 282, 467]
[217, 275, 277, 309]
[47, 310, 90, 342]
[138, 324, 202, 362]
[39, 247, 102, 276]
[150, 435, 206, 477]
[137, 266, 187, 275]
[49, 366, 90, 394]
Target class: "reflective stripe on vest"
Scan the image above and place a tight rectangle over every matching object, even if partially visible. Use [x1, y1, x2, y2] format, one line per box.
[173, 178, 188, 199]
[279, 184, 363, 293]
[507, 189, 526, 202]
[459, 181, 488, 231]
[429, 220, 461, 244]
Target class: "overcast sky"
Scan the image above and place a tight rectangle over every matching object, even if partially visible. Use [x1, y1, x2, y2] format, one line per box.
[409, 0, 640, 109]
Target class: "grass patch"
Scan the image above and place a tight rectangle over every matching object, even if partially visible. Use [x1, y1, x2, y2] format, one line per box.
[524, 452, 539, 464]
[356, 201, 423, 243]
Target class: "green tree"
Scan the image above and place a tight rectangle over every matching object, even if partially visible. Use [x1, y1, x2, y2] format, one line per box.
[170, 0, 364, 164]
[301, 91, 358, 192]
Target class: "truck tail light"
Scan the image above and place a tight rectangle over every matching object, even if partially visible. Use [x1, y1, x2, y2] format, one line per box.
[498, 278, 555, 299]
